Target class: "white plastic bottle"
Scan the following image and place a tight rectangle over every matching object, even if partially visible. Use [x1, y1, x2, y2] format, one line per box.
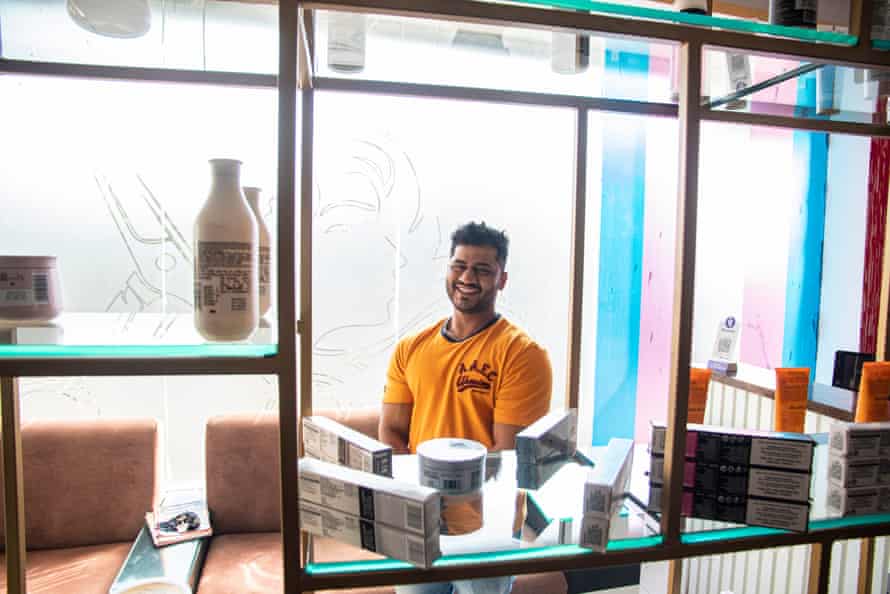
[673, 0, 709, 14]
[243, 186, 272, 318]
[194, 159, 259, 341]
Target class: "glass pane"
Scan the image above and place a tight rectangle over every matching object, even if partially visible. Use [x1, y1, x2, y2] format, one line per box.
[314, 9, 675, 103]
[312, 90, 574, 413]
[578, 111, 679, 449]
[0, 0, 278, 73]
[0, 75, 279, 356]
[16, 374, 280, 590]
[704, 48, 890, 126]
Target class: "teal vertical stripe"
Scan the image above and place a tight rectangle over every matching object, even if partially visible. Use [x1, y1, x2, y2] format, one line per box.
[782, 71, 827, 381]
[592, 41, 648, 445]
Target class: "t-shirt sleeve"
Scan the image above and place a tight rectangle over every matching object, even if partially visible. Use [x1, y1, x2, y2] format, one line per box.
[383, 339, 414, 404]
[493, 342, 552, 426]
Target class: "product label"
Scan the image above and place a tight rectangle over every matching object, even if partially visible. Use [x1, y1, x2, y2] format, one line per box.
[328, 13, 366, 69]
[749, 439, 812, 471]
[746, 498, 808, 532]
[0, 271, 49, 307]
[259, 246, 271, 298]
[195, 241, 254, 313]
[748, 468, 810, 502]
[347, 444, 373, 473]
[796, 0, 816, 10]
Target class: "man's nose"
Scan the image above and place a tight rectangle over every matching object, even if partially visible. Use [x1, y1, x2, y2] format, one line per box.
[459, 268, 478, 283]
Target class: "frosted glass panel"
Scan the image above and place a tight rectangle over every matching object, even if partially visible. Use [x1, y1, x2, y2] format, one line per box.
[312, 91, 575, 411]
[0, 0, 277, 73]
[0, 75, 278, 350]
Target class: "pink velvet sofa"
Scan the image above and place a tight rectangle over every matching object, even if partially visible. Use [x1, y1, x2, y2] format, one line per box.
[197, 409, 568, 594]
[0, 418, 159, 594]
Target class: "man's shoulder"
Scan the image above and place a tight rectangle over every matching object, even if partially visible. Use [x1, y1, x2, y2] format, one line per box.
[494, 316, 539, 347]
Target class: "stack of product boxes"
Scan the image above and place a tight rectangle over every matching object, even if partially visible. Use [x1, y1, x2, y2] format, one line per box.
[648, 423, 815, 532]
[580, 438, 634, 552]
[827, 421, 890, 517]
[515, 409, 577, 490]
[299, 417, 442, 567]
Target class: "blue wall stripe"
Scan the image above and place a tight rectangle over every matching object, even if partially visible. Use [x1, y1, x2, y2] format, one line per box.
[782, 71, 827, 381]
[591, 40, 649, 445]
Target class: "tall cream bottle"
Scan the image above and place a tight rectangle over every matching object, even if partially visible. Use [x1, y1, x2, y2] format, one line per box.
[194, 159, 259, 340]
[243, 186, 272, 317]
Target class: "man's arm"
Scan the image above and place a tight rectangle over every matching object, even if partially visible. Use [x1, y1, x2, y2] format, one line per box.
[379, 402, 413, 454]
[492, 422, 524, 452]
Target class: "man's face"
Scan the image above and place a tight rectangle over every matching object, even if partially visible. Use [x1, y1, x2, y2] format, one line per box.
[446, 244, 507, 315]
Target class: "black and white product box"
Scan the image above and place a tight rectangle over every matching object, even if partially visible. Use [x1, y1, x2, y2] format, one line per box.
[515, 409, 578, 464]
[649, 457, 811, 503]
[300, 500, 441, 568]
[827, 484, 890, 516]
[649, 422, 815, 472]
[583, 438, 634, 516]
[579, 513, 611, 552]
[828, 453, 883, 488]
[829, 421, 890, 463]
[298, 458, 439, 537]
[302, 416, 393, 476]
[682, 491, 810, 532]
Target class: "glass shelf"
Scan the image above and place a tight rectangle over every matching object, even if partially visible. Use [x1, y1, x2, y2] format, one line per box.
[314, 8, 676, 103]
[0, 313, 277, 358]
[497, 0, 857, 46]
[704, 48, 890, 126]
[305, 447, 662, 574]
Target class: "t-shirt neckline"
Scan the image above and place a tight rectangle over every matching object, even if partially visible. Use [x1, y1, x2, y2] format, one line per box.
[440, 314, 501, 343]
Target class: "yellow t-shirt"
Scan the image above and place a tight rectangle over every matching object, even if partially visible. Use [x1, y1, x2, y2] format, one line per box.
[384, 316, 552, 452]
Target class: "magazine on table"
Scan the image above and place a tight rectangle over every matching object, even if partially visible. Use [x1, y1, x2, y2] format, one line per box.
[146, 488, 213, 548]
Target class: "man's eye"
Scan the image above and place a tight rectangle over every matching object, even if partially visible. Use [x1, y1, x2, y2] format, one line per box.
[474, 268, 492, 277]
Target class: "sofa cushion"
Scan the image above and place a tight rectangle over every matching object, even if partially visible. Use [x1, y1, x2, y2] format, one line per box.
[0, 418, 158, 550]
[0, 541, 132, 594]
[206, 414, 281, 535]
[197, 532, 282, 594]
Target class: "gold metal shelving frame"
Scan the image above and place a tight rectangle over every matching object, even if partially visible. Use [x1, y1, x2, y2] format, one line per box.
[2, 1, 890, 593]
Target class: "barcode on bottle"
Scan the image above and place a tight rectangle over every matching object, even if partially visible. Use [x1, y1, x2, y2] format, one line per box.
[203, 284, 216, 307]
[32, 273, 49, 304]
[405, 504, 422, 531]
[407, 538, 426, 566]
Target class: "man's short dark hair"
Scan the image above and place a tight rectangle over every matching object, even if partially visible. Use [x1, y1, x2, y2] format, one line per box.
[450, 222, 509, 268]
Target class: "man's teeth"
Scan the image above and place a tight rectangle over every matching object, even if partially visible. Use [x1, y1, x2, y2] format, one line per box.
[457, 285, 480, 294]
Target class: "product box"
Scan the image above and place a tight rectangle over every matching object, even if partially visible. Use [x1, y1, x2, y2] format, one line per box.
[302, 416, 393, 476]
[300, 501, 440, 568]
[649, 460, 810, 502]
[583, 438, 634, 516]
[516, 409, 577, 464]
[828, 453, 881, 488]
[682, 491, 810, 532]
[649, 422, 815, 472]
[579, 513, 611, 552]
[298, 458, 439, 537]
[829, 421, 890, 462]
[827, 484, 890, 517]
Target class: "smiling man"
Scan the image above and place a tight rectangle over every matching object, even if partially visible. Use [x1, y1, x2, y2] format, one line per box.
[380, 222, 552, 594]
[380, 221, 552, 455]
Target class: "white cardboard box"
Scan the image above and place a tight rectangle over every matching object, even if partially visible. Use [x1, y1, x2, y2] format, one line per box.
[299, 458, 439, 537]
[302, 416, 393, 476]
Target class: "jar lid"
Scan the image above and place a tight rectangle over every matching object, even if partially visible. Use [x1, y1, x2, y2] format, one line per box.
[0, 255, 57, 268]
[417, 438, 487, 464]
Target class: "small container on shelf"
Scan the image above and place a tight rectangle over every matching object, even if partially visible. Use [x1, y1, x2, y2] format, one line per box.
[0, 255, 63, 323]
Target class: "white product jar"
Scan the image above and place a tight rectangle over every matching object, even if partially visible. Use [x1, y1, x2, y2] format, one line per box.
[417, 438, 487, 495]
[0, 256, 63, 322]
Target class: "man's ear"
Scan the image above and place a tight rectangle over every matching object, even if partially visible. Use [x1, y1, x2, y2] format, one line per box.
[498, 270, 508, 291]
